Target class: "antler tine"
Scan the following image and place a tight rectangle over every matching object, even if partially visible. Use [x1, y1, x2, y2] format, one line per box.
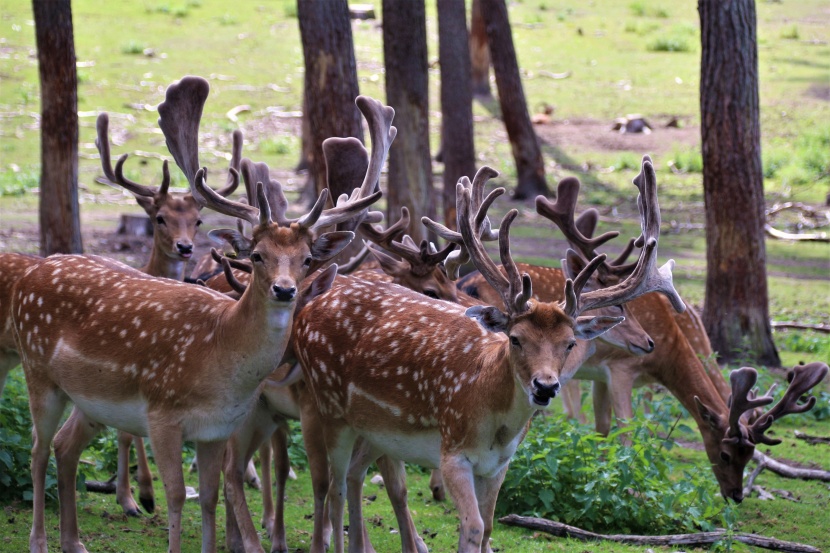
[220, 257, 248, 295]
[417, 239, 455, 268]
[210, 248, 252, 273]
[457, 183, 510, 298]
[212, 129, 243, 197]
[157, 76, 209, 200]
[113, 154, 162, 197]
[359, 206, 411, 250]
[355, 95, 397, 198]
[337, 244, 371, 275]
[559, 252, 608, 319]
[723, 368, 773, 445]
[96, 113, 160, 198]
[298, 188, 383, 231]
[575, 208, 641, 276]
[498, 210, 532, 314]
[194, 167, 260, 226]
[749, 362, 829, 446]
[240, 159, 290, 225]
[536, 177, 619, 261]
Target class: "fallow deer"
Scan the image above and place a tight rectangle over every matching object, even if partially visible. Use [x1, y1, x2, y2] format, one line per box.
[11, 75, 381, 553]
[0, 253, 41, 396]
[290, 157, 682, 553]
[93, 95, 243, 516]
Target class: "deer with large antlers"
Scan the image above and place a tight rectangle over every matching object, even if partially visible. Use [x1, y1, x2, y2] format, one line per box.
[11, 76, 382, 553]
[289, 157, 681, 552]
[92, 94, 243, 517]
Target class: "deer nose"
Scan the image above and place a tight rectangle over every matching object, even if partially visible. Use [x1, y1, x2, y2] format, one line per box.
[176, 242, 193, 255]
[645, 338, 655, 352]
[272, 285, 296, 302]
[532, 378, 560, 398]
[730, 489, 744, 504]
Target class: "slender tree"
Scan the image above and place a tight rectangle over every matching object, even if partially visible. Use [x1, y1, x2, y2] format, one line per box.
[33, 0, 82, 255]
[699, 0, 779, 365]
[297, 0, 363, 198]
[437, 0, 476, 229]
[481, 0, 548, 199]
[469, 0, 492, 97]
[382, 0, 436, 242]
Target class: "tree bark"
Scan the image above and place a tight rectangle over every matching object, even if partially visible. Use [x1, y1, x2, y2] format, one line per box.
[481, 0, 548, 199]
[382, 0, 436, 242]
[469, 0, 492, 97]
[297, 0, 363, 200]
[437, 0, 476, 230]
[699, 0, 779, 366]
[33, 0, 82, 255]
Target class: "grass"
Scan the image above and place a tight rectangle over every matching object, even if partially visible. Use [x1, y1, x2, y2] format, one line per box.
[0, 0, 828, 550]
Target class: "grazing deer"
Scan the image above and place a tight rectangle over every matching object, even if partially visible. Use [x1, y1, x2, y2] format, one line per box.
[92, 97, 242, 516]
[11, 75, 380, 553]
[290, 158, 682, 553]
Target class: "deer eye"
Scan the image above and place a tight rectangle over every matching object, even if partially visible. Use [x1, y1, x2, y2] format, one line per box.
[196, 219, 203, 227]
[510, 335, 521, 348]
[156, 216, 166, 225]
[303, 256, 312, 266]
[720, 451, 731, 463]
[566, 340, 576, 352]
[423, 289, 439, 299]
[250, 252, 263, 264]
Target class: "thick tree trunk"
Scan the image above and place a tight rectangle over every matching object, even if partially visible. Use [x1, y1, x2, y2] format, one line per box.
[438, 0, 476, 230]
[699, 0, 779, 366]
[297, 0, 363, 199]
[469, 0, 492, 97]
[382, 0, 436, 242]
[33, 0, 82, 255]
[481, 0, 548, 199]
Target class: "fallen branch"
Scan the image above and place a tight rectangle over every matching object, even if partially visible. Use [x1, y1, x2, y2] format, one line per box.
[795, 431, 830, 445]
[226, 104, 250, 122]
[498, 514, 821, 553]
[538, 70, 572, 80]
[84, 474, 117, 494]
[772, 322, 830, 334]
[764, 224, 829, 242]
[753, 451, 830, 481]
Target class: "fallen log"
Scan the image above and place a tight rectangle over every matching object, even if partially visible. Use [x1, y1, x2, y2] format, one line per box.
[771, 322, 830, 334]
[84, 475, 117, 494]
[764, 224, 829, 242]
[754, 451, 830, 481]
[794, 431, 830, 445]
[498, 514, 821, 553]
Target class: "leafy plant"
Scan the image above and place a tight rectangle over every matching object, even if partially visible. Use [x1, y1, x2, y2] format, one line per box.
[0, 168, 38, 196]
[780, 25, 800, 40]
[497, 413, 730, 534]
[121, 40, 146, 55]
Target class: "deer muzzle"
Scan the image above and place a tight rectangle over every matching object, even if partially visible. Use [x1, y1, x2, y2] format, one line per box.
[531, 377, 560, 407]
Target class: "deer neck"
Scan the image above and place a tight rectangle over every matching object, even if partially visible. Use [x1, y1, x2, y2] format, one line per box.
[142, 245, 187, 281]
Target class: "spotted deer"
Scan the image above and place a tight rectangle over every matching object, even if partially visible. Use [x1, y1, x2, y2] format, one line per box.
[290, 158, 683, 553]
[11, 75, 381, 553]
[92, 91, 243, 517]
[0, 253, 41, 396]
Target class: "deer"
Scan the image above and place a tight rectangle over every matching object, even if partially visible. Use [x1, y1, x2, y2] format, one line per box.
[10, 75, 382, 553]
[289, 156, 684, 553]
[454, 156, 814, 501]
[92, 99, 243, 517]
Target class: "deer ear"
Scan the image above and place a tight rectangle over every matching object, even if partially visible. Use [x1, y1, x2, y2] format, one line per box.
[311, 231, 355, 261]
[694, 396, 723, 431]
[574, 315, 624, 340]
[465, 305, 509, 333]
[135, 195, 157, 216]
[208, 228, 253, 258]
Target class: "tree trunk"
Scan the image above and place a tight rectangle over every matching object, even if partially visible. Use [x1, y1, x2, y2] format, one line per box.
[297, 0, 363, 200]
[33, 0, 82, 255]
[469, 0, 492, 97]
[699, 0, 779, 366]
[481, 0, 548, 200]
[382, 0, 436, 242]
[438, 0, 476, 230]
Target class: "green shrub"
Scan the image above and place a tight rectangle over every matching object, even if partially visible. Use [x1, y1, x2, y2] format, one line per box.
[647, 36, 691, 52]
[121, 40, 145, 55]
[0, 168, 38, 196]
[781, 25, 800, 40]
[497, 414, 730, 534]
[668, 150, 703, 173]
[260, 136, 294, 156]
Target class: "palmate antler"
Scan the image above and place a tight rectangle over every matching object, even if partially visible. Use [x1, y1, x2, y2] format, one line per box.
[724, 363, 829, 447]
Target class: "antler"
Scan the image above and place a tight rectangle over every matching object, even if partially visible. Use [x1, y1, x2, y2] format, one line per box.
[457, 184, 531, 317]
[748, 362, 829, 446]
[213, 129, 243, 197]
[422, 166, 502, 279]
[722, 368, 775, 445]
[557, 157, 685, 317]
[157, 76, 209, 192]
[96, 112, 170, 198]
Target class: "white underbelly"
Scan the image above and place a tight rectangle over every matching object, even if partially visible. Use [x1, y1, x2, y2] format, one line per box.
[70, 394, 149, 437]
[360, 429, 442, 469]
[570, 363, 611, 384]
[181, 397, 256, 442]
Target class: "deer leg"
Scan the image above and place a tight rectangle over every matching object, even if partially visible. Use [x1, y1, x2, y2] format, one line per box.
[324, 426, 358, 553]
[0, 349, 20, 397]
[610, 371, 636, 425]
[115, 430, 142, 516]
[269, 422, 291, 553]
[147, 419, 186, 553]
[259, 439, 274, 535]
[428, 469, 445, 501]
[27, 383, 67, 553]
[246, 457, 262, 490]
[345, 438, 375, 553]
[441, 453, 484, 553]
[299, 389, 333, 553]
[561, 380, 587, 424]
[133, 436, 156, 513]
[377, 454, 427, 553]
[54, 407, 103, 553]
[592, 380, 612, 436]
[474, 466, 508, 553]
[195, 440, 228, 553]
